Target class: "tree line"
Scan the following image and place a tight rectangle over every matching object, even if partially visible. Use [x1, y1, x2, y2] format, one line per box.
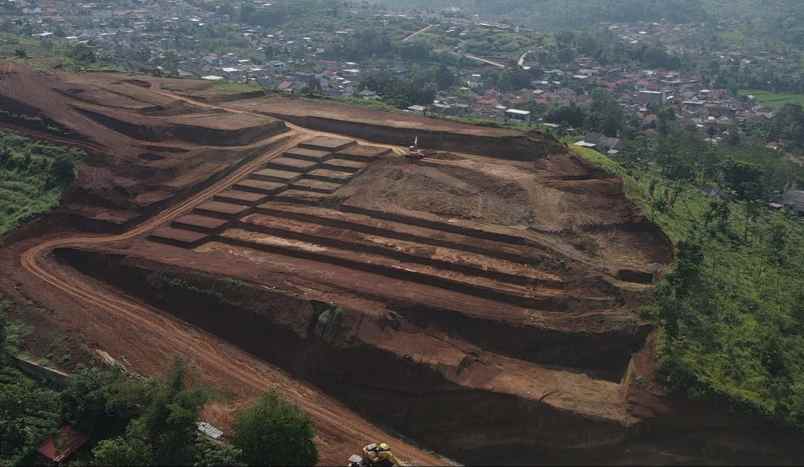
[594, 121, 804, 431]
[0, 303, 317, 466]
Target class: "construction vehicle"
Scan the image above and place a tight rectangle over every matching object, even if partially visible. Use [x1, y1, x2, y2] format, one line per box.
[406, 137, 425, 160]
[347, 442, 402, 467]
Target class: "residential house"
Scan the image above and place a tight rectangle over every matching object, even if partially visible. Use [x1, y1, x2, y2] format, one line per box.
[37, 426, 89, 465]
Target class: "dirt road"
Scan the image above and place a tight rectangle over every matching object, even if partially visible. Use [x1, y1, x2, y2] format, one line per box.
[403, 24, 435, 42]
[16, 89, 447, 465]
[464, 54, 506, 69]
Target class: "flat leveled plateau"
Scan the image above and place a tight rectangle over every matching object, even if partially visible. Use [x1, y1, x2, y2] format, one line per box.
[172, 214, 228, 231]
[306, 169, 355, 183]
[228, 96, 523, 137]
[290, 179, 343, 193]
[252, 168, 304, 182]
[284, 147, 332, 162]
[299, 136, 355, 152]
[322, 158, 368, 173]
[194, 201, 251, 218]
[233, 179, 287, 195]
[335, 144, 391, 160]
[266, 157, 320, 172]
[168, 111, 281, 131]
[214, 190, 268, 205]
[148, 226, 207, 247]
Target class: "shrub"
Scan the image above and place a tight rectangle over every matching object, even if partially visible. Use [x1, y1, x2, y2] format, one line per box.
[232, 391, 318, 466]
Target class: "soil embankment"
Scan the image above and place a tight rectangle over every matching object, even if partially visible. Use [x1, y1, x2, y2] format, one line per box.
[227, 96, 564, 160]
[55, 247, 637, 464]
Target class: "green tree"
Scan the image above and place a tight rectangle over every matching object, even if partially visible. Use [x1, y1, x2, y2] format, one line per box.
[721, 159, 765, 201]
[84, 360, 208, 465]
[768, 104, 804, 148]
[193, 437, 245, 467]
[704, 198, 731, 234]
[92, 431, 153, 466]
[61, 366, 149, 438]
[767, 215, 790, 266]
[139, 360, 207, 465]
[232, 391, 318, 467]
[161, 50, 180, 75]
[546, 104, 586, 128]
[68, 43, 97, 65]
[656, 239, 706, 340]
[434, 64, 457, 91]
[586, 89, 627, 137]
[0, 304, 7, 364]
[0, 372, 61, 465]
[656, 106, 677, 136]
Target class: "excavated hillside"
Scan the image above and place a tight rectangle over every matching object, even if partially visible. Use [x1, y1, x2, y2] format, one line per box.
[0, 64, 288, 229]
[7, 69, 797, 466]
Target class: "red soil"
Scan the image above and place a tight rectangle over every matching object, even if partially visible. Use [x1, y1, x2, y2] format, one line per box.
[8, 68, 788, 466]
[0, 64, 287, 228]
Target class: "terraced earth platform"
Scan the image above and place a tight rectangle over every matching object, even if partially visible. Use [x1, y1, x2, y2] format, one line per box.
[91, 137, 673, 463]
[8, 69, 802, 466]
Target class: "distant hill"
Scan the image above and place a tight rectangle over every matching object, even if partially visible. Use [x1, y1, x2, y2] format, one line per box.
[369, 0, 804, 44]
[369, 0, 710, 29]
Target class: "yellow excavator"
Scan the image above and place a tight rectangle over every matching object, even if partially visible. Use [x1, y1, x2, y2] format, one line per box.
[347, 442, 402, 467]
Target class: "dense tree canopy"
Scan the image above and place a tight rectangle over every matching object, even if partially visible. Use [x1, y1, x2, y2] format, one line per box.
[233, 391, 318, 467]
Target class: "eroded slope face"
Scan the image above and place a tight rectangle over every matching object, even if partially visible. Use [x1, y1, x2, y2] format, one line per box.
[0, 65, 287, 227]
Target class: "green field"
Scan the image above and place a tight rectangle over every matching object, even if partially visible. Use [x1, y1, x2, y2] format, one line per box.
[740, 90, 804, 109]
[211, 80, 265, 94]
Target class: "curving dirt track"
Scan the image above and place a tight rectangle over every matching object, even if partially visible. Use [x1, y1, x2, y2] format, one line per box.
[15, 91, 447, 465]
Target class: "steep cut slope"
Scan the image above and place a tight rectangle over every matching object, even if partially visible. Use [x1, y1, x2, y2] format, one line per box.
[45, 130, 672, 463]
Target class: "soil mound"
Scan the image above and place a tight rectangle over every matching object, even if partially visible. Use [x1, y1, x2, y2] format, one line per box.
[342, 157, 533, 227]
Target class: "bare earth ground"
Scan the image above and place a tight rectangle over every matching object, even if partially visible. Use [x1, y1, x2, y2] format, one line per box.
[2, 65, 800, 465]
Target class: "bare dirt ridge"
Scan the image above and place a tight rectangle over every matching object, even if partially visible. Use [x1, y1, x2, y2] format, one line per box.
[0, 65, 690, 465]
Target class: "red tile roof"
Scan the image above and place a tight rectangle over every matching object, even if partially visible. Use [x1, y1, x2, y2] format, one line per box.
[38, 425, 89, 463]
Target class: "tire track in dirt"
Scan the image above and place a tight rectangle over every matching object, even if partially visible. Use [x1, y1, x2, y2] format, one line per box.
[18, 91, 448, 465]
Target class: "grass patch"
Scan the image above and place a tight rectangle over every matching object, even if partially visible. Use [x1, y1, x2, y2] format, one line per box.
[576, 137, 804, 432]
[740, 90, 804, 109]
[0, 32, 118, 72]
[330, 96, 401, 113]
[211, 80, 265, 94]
[0, 129, 83, 236]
